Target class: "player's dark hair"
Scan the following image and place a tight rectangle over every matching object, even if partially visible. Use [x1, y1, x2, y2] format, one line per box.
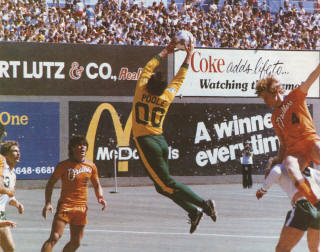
[146, 72, 167, 96]
[68, 135, 88, 158]
[0, 141, 19, 156]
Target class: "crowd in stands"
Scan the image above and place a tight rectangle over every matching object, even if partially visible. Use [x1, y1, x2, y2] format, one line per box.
[0, 0, 319, 50]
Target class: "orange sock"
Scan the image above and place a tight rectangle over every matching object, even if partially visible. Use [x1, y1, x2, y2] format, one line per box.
[296, 179, 319, 205]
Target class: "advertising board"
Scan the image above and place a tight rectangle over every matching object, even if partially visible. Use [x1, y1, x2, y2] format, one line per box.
[175, 49, 319, 97]
[69, 101, 301, 177]
[0, 42, 163, 96]
[0, 102, 59, 179]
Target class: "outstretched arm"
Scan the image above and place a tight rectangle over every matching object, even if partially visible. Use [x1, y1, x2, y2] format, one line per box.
[9, 198, 24, 214]
[158, 39, 176, 59]
[168, 37, 195, 91]
[256, 164, 282, 199]
[299, 63, 320, 94]
[183, 37, 195, 65]
[91, 176, 107, 211]
[138, 39, 176, 82]
[42, 176, 58, 219]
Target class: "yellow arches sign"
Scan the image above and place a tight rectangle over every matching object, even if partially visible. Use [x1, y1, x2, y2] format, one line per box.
[86, 103, 132, 172]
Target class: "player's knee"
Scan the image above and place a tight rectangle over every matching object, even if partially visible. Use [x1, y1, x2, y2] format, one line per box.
[4, 243, 15, 252]
[155, 183, 175, 197]
[155, 185, 166, 195]
[49, 231, 62, 245]
[53, 231, 62, 241]
[308, 246, 319, 252]
[307, 241, 320, 252]
[167, 179, 177, 188]
[70, 240, 81, 249]
[276, 243, 290, 252]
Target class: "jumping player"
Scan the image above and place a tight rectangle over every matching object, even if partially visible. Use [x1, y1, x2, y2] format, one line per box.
[41, 135, 107, 252]
[0, 141, 24, 252]
[132, 38, 217, 234]
[256, 161, 320, 252]
[255, 63, 320, 209]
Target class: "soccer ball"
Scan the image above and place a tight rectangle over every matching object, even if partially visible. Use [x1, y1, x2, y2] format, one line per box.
[175, 30, 194, 50]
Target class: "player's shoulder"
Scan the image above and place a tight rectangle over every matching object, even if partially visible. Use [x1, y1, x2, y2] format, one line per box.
[82, 159, 97, 168]
[56, 159, 73, 168]
[287, 87, 305, 99]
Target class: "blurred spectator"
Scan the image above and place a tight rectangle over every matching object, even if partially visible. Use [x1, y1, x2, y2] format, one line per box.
[0, 0, 319, 50]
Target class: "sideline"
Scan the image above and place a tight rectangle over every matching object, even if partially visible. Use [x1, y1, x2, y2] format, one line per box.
[16, 227, 298, 240]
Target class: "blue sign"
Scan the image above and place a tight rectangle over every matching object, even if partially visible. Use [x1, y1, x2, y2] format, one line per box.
[0, 102, 59, 179]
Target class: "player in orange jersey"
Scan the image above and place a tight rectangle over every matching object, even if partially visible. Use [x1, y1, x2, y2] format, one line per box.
[41, 135, 107, 252]
[256, 63, 320, 209]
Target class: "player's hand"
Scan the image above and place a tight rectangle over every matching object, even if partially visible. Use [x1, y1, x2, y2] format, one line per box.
[98, 198, 107, 211]
[17, 202, 24, 214]
[166, 38, 176, 54]
[159, 38, 177, 58]
[184, 37, 194, 65]
[256, 188, 267, 200]
[42, 202, 53, 219]
[7, 188, 15, 198]
[184, 36, 194, 54]
[0, 220, 16, 228]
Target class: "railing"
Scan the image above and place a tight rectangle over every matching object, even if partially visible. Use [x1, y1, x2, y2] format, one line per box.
[46, 0, 318, 13]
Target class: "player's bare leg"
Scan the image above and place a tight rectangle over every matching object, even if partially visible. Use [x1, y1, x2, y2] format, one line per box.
[0, 227, 14, 252]
[276, 226, 304, 252]
[307, 228, 320, 252]
[62, 225, 84, 252]
[41, 218, 66, 252]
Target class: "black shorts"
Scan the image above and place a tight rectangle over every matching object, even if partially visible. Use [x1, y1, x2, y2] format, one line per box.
[285, 199, 320, 231]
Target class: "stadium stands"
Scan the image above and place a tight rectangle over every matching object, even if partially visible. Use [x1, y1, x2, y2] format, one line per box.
[0, 0, 319, 49]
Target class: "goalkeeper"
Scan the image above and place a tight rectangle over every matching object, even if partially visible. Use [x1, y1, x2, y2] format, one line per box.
[132, 37, 217, 234]
[256, 158, 320, 252]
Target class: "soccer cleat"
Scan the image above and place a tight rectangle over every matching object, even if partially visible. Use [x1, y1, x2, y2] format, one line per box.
[188, 209, 203, 234]
[203, 199, 217, 222]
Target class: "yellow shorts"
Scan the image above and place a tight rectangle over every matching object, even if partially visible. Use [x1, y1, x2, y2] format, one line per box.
[286, 135, 320, 165]
[55, 202, 88, 226]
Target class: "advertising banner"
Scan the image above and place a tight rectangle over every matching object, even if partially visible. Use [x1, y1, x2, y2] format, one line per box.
[0, 42, 163, 96]
[174, 49, 319, 97]
[69, 101, 301, 177]
[0, 102, 59, 179]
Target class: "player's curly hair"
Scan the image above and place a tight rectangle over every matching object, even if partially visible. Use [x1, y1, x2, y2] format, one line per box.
[255, 76, 284, 96]
[68, 135, 88, 158]
[0, 141, 19, 156]
[146, 72, 167, 96]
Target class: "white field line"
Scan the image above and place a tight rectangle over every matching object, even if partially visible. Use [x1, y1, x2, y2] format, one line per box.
[16, 227, 303, 240]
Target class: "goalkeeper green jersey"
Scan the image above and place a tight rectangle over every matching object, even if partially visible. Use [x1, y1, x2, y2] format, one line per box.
[132, 56, 188, 138]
